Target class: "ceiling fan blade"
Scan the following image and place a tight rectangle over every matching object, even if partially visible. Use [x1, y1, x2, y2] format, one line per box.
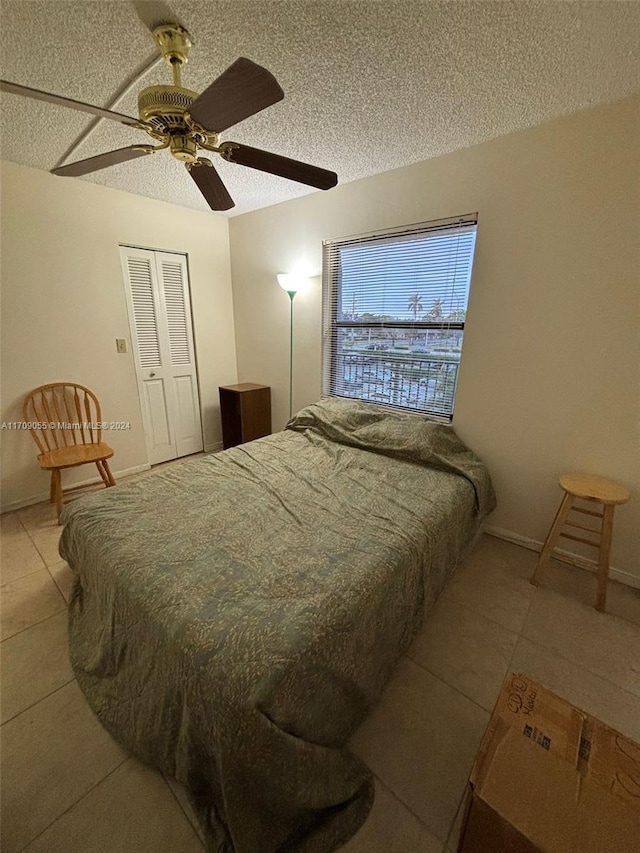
[189, 58, 284, 133]
[0, 80, 141, 127]
[187, 161, 235, 211]
[52, 146, 152, 177]
[221, 143, 338, 190]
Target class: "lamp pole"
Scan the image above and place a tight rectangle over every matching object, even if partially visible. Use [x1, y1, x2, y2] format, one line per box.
[287, 289, 296, 419]
[277, 273, 306, 421]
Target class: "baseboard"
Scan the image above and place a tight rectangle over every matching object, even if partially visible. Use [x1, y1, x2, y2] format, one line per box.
[204, 442, 223, 453]
[0, 463, 151, 514]
[484, 524, 640, 591]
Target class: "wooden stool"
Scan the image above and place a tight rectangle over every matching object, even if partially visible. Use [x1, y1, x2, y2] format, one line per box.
[531, 473, 629, 612]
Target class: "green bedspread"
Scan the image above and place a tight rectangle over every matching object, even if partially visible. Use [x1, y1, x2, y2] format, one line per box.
[60, 399, 495, 852]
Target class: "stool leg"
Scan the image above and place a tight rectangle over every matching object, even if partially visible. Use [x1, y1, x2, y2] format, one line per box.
[595, 504, 615, 612]
[531, 492, 574, 587]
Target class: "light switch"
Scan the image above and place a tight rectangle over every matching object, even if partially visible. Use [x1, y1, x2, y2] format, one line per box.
[116, 338, 128, 354]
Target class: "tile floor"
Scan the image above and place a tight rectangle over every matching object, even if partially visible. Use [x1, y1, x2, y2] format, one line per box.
[1, 485, 639, 853]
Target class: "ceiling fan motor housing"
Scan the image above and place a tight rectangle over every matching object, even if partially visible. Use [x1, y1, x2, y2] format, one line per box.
[138, 85, 204, 161]
[138, 85, 197, 130]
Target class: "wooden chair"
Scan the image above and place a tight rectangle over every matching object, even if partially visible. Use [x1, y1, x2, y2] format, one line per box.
[23, 383, 116, 522]
[531, 472, 630, 612]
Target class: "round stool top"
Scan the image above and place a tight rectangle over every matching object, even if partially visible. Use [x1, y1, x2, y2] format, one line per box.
[559, 472, 630, 505]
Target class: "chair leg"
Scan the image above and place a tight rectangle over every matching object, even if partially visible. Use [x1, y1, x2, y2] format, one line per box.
[96, 461, 110, 486]
[595, 504, 615, 613]
[50, 474, 55, 504]
[531, 492, 574, 586]
[101, 459, 116, 487]
[51, 469, 63, 523]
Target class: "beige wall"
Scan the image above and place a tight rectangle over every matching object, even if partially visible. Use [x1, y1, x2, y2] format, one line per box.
[229, 95, 640, 582]
[1, 161, 236, 509]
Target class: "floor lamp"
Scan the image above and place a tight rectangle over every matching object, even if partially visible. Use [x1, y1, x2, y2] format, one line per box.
[277, 274, 304, 419]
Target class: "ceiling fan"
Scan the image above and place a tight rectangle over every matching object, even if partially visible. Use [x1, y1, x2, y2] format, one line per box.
[0, 24, 338, 211]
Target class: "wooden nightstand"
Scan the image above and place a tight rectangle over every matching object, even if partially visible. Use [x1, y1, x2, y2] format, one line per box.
[219, 383, 271, 450]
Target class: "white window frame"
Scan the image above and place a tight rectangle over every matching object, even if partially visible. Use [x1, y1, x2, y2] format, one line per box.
[322, 214, 478, 421]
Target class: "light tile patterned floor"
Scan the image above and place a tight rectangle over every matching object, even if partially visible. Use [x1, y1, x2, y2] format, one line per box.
[1, 484, 639, 853]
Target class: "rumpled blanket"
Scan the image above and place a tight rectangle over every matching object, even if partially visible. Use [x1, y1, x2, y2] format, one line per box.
[287, 397, 493, 510]
[61, 401, 495, 852]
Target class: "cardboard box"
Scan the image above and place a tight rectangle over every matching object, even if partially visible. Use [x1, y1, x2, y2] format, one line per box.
[459, 673, 640, 853]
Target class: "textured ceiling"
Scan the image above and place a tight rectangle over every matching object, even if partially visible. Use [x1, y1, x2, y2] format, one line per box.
[1, 1, 639, 217]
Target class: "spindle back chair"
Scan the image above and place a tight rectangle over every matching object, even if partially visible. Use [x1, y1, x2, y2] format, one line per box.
[23, 383, 116, 522]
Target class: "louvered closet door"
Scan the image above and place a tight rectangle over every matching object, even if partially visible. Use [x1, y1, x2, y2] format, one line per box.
[120, 247, 203, 465]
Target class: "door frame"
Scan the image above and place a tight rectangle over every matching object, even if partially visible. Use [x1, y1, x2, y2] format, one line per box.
[119, 243, 204, 464]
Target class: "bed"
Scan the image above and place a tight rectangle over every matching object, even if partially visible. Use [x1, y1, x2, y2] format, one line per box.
[60, 397, 496, 852]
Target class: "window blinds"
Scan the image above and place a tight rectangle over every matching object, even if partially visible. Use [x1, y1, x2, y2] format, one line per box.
[322, 214, 478, 419]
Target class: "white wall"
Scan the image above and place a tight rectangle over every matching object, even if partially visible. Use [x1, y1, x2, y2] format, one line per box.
[0, 161, 237, 509]
[229, 95, 640, 582]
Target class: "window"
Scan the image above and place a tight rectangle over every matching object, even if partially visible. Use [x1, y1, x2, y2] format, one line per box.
[322, 214, 478, 420]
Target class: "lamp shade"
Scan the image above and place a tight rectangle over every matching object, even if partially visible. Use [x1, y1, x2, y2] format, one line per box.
[277, 273, 305, 293]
